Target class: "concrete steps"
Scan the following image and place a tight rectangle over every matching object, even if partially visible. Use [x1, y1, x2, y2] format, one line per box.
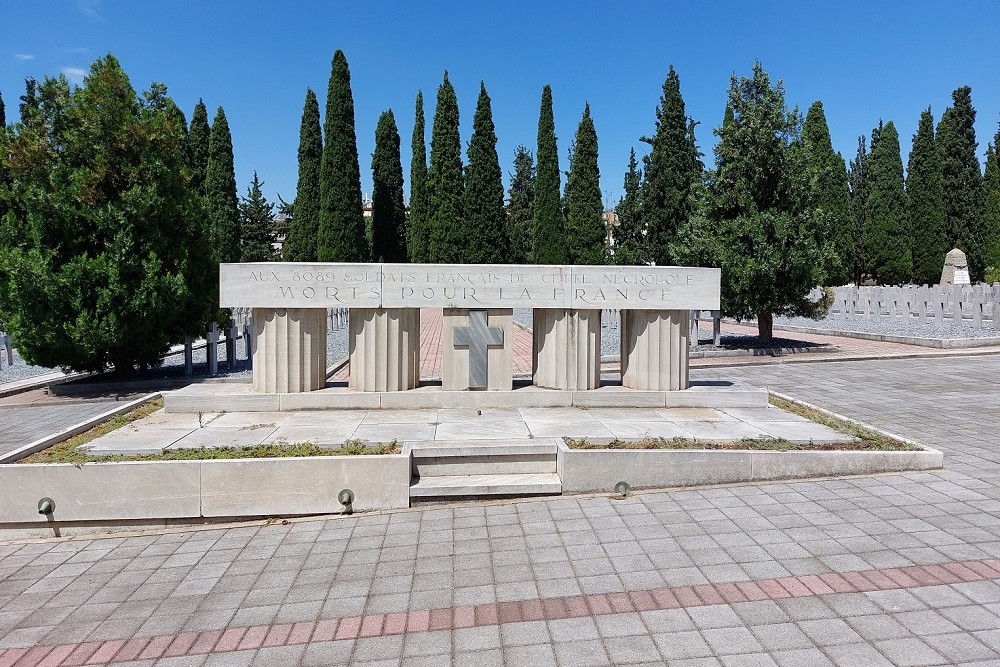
[409, 438, 562, 499]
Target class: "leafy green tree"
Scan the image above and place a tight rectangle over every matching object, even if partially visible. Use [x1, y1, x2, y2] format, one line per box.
[862, 121, 911, 283]
[318, 50, 365, 262]
[613, 148, 644, 264]
[463, 82, 508, 263]
[703, 62, 825, 343]
[532, 85, 565, 263]
[642, 66, 699, 266]
[801, 101, 852, 285]
[426, 72, 465, 262]
[907, 108, 948, 285]
[239, 172, 276, 262]
[206, 106, 240, 266]
[847, 136, 869, 284]
[564, 104, 605, 264]
[0, 56, 209, 373]
[18, 78, 39, 123]
[284, 88, 322, 261]
[506, 146, 535, 264]
[188, 99, 210, 194]
[984, 125, 1000, 277]
[937, 86, 986, 279]
[408, 91, 429, 262]
[371, 110, 407, 262]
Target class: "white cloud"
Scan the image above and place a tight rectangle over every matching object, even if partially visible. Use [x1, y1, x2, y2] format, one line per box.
[61, 66, 86, 84]
[74, 0, 103, 20]
[15, 53, 34, 61]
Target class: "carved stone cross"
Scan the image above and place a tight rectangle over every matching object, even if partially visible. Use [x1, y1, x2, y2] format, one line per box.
[453, 310, 504, 389]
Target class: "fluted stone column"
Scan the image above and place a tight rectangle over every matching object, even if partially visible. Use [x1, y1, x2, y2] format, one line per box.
[348, 308, 420, 392]
[442, 308, 512, 391]
[620, 309, 689, 391]
[532, 309, 601, 390]
[252, 308, 327, 393]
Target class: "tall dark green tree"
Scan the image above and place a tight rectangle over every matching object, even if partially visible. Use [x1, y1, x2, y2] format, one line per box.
[532, 85, 565, 263]
[937, 86, 986, 279]
[907, 108, 948, 285]
[847, 136, 870, 284]
[206, 106, 240, 266]
[240, 172, 276, 262]
[0, 90, 6, 126]
[188, 99, 210, 194]
[426, 72, 465, 262]
[318, 50, 365, 262]
[284, 88, 322, 261]
[463, 82, 508, 263]
[408, 91, 429, 262]
[506, 146, 535, 264]
[0, 56, 209, 372]
[642, 66, 699, 266]
[704, 62, 825, 343]
[984, 125, 1000, 278]
[863, 121, 911, 283]
[801, 101, 852, 285]
[613, 149, 644, 264]
[564, 104, 605, 264]
[371, 110, 407, 262]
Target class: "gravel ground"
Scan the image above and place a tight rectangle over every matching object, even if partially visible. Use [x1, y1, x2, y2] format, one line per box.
[774, 314, 1000, 339]
[0, 353, 61, 385]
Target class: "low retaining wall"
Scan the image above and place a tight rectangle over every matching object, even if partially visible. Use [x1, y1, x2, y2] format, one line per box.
[0, 454, 411, 526]
[557, 441, 943, 494]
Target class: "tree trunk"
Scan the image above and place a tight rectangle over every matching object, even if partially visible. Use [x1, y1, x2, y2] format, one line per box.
[757, 312, 773, 345]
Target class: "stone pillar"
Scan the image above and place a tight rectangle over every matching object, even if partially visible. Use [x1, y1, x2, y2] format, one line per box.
[348, 308, 420, 392]
[442, 309, 512, 391]
[532, 309, 601, 390]
[252, 308, 327, 393]
[620, 310, 689, 391]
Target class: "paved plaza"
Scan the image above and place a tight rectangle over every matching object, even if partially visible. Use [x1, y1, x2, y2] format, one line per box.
[0, 354, 999, 665]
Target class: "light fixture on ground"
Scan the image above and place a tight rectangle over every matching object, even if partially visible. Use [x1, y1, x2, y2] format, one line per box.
[614, 481, 631, 498]
[338, 488, 355, 514]
[37, 497, 55, 515]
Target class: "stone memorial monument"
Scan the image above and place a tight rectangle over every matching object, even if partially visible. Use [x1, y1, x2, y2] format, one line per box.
[941, 248, 971, 285]
[218, 263, 721, 402]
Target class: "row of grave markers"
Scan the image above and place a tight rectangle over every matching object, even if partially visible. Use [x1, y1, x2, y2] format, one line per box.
[829, 284, 1000, 329]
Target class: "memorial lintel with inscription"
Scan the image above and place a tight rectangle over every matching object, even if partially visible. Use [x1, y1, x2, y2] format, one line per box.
[220, 262, 721, 310]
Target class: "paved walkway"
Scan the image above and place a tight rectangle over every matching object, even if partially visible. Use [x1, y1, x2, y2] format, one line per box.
[2, 354, 1000, 665]
[0, 400, 126, 459]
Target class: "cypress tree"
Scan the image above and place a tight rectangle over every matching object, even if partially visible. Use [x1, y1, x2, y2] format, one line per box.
[863, 121, 910, 284]
[907, 108, 948, 285]
[318, 50, 365, 262]
[984, 126, 1000, 278]
[506, 146, 535, 264]
[240, 171, 276, 262]
[463, 82, 508, 263]
[642, 65, 698, 266]
[937, 86, 986, 279]
[565, 104, 605, 264]
[371, 110, 407, 262]
[848, 136, 869, 284]
[802, 101, 852, 285]
[614, 148, 644, 264]
[426, 72, 465, 262]
[532, 85, 565, 263]
[285, 88, 322, 261]
[408, 91, 429, 262]
[0, 90, 5, 126]
[706, 62, 824, 343]
[188, 99, 210, 194]
[205, 106, 240, 266]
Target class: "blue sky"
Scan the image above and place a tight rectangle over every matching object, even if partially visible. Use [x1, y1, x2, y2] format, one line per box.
[4, 1, 1000, 207]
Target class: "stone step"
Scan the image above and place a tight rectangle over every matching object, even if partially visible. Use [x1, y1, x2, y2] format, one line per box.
[409, 438, 559, 458]
[409, 439, 559, 477]
[409, 473, 562, 498]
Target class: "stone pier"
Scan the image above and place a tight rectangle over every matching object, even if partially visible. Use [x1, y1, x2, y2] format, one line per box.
[532, 309, 601, 390]
[251, 308, 327, 393]
[348, 308, 420, 392]
[620, 309, 690, 391]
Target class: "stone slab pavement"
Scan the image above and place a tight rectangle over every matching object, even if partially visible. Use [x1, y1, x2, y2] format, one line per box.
[0, 396, 141, 459]
[2, 354, 1000, 665]
[80, 403, 850, 455]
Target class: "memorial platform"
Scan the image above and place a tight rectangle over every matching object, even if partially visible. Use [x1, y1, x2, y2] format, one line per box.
[163, 379, 769, 412]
